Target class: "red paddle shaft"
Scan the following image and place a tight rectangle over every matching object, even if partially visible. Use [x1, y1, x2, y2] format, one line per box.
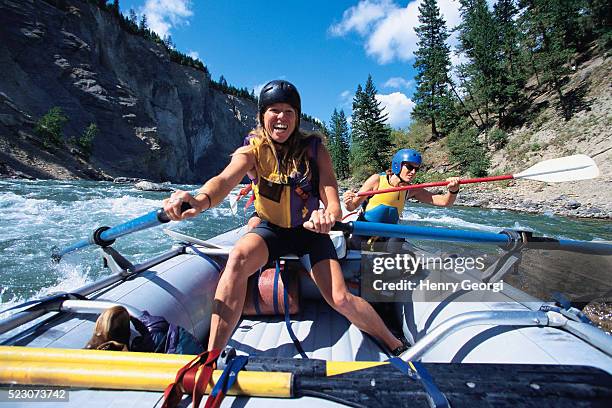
[357, 175, 514, 197]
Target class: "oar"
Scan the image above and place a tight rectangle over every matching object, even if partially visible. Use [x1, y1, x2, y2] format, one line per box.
[357, 154, 599, 197]
[333, 220, 612, 255]
[52, 201, 192, 262]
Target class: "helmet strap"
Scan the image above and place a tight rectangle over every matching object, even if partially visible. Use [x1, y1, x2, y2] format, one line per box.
[397, 173, 411, 184]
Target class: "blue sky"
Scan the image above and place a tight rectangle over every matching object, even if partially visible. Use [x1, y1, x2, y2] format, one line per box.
[118, 0, 465, 129]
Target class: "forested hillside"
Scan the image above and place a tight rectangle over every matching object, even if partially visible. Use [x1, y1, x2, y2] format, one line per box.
[324, 0, 610, 217]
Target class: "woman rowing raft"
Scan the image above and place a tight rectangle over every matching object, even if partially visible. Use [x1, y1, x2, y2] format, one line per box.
[343, 149, 460, 251]
[163, 80, 408, 356]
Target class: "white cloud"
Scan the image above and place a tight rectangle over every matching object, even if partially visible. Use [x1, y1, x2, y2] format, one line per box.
[330, 0, 463, 64]
[383, 77, 414, 89]
[141, 0, 193, 38]
[187, 50, 199, 60]
[339, 90, 353, 110]
[375, 92, 414, 128]
[329, 0, 394, 36]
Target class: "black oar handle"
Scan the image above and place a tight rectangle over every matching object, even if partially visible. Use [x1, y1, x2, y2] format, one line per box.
[157, 202, 193, 223]
[332, 221, 353, 234]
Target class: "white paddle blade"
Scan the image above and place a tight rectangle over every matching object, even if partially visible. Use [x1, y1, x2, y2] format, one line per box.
[229, 194, 239, 215]
[514, 154, 599, 182]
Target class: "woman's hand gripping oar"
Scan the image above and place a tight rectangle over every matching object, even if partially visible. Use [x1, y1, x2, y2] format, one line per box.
[52, 192, 198, 263]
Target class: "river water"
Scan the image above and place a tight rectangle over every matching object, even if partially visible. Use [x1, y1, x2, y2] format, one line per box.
[1, 179, 611, 314]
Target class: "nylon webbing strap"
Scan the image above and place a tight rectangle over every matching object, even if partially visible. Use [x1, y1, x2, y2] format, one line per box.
[273, 261, 281, 315]
[253, 268, 262, 315]
[387, 357, 449, 408]
[204, 355, 249, 408]
[161, 349, 221, 408]
[186, 244, 222, 273]
[277, 260, 308, 359]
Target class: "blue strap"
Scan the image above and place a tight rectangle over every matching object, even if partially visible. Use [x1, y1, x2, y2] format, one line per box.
[387, 357, 449, 408]
[272, 261, 281, 315]
[186, 244, 222, 273]
[252, 268, 262, 316]
[279, 262, 308, 359]
[552, 291, 572, 310]
[210, 355, 249, 398]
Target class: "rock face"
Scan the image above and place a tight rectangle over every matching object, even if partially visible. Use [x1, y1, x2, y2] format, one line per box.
[0, 0, 301, 182]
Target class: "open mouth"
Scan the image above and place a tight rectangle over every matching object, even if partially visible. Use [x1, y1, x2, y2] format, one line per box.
[273, 123, 288, 131]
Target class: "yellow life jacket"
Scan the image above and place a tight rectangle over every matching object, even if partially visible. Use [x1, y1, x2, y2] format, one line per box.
[249, 135, 320, 228]
[363, 173, 406, 224]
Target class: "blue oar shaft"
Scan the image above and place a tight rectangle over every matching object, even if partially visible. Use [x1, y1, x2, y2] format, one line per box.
[350, 221, 509, 244]
[99, 209, 167, 242]
[54, 191, 200, 261]
[55, 209, 168, 259]
[336, 221, 612, 255]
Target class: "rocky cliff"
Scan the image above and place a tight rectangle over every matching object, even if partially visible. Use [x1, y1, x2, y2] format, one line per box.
[0, 0, 304, 182]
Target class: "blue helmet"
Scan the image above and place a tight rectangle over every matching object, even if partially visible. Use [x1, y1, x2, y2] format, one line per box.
[391, 149, 422, 175]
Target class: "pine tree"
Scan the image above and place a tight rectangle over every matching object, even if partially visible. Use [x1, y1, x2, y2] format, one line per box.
[457, 0, 503, 128]
[219, 75, 228, 88]
[139, 14, 148, 32]
[328, 109, 350, 179]
[519, 0, 579, 105]
[412, 0, 455, 138]
[493, 0, 526, 127]
[128, 8, 137, 25]
[163, 35, 174, 49]
[112, 0, 119, 15]
[350, 75, 392, 173]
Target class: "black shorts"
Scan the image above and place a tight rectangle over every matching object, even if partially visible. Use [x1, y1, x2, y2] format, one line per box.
[248, 220, 338, 267]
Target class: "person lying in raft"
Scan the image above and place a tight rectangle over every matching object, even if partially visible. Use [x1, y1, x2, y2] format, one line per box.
[342, 149, 460, 251]
[163, 80, 408, 356]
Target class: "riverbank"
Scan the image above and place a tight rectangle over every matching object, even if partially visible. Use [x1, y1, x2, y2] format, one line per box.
[454, 181, 612, 219]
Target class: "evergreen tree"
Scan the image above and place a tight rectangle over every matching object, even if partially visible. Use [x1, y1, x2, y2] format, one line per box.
[139, 14, 148, 32]
[219, 75, 228, 88]
[350, 75, 392, 173]
[163, 35, 174, 49]
[112, 0, 119, 15]
[329, 109, 350, 179]
[128, 8, 137, 25]
[412, 0, 455, 138]
[493, 0, 526, 126]
[457, 0, 503, 128]
[519, 0, 579, 103]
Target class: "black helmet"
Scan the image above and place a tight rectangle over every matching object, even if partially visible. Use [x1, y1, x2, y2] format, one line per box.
[258, 80, 301, 120]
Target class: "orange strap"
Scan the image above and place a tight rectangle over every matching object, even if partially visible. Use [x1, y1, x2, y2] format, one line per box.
[161, 349, 221, 408]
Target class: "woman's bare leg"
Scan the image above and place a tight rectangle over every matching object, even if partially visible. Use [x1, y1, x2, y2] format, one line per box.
[207, 233, 268, 350]
[310, 259, 402, 351]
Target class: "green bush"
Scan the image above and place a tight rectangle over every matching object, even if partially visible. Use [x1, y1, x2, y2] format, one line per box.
[391, 120, 429, 152]
[446, 121, 490, 177]
[78, 123, 98, 157]
[488, 128, 508, 150]
[35, 107, 68, 148]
